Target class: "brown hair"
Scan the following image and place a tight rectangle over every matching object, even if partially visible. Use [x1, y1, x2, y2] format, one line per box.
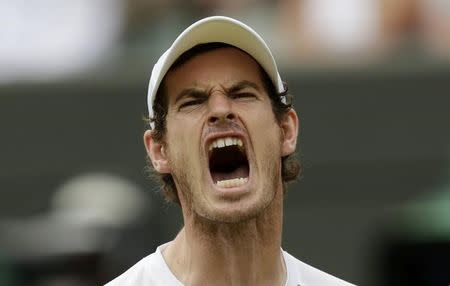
[145, 43, 301, 205]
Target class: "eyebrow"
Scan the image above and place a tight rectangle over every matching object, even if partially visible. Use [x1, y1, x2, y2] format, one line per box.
[174, 80, 261, 105]
[225, 80, 261, 94]
[174, 88, 208, 105]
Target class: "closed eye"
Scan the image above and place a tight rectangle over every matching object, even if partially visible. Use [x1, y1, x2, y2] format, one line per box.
[179, 98, 205, 110]
[230, 92, 257, 100]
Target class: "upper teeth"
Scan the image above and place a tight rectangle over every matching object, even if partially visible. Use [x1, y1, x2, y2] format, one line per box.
[209, 137, 243, 151]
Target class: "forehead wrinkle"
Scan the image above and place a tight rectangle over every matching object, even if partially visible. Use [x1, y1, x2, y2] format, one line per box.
[209, 84, 229, 97]
[210, 80, 262, 96]
[192, 80, 262, 101]
[169, 64, 264, 106]
[178, 82, 236, 100]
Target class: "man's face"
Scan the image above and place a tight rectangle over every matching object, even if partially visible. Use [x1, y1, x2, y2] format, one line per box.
[155, 47, 295, 223]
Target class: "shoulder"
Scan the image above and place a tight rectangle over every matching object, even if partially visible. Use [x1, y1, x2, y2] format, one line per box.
[105, 243, 180, 286]
[104, 252, 158, 286]
[283, 251, 356, 286]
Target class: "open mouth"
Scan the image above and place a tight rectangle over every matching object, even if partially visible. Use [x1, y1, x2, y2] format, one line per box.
[208, 137, 249, 188]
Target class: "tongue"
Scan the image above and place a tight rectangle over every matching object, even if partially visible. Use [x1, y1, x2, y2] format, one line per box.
[211, 165, 249, 183]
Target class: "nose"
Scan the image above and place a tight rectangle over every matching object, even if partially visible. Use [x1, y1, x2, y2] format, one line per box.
[207, 93, 236, 126]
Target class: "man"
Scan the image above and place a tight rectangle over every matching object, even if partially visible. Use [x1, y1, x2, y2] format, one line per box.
[106, 16, 355, 286]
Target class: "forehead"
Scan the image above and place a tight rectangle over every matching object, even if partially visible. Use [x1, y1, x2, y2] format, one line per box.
[164, 47, 264, 96]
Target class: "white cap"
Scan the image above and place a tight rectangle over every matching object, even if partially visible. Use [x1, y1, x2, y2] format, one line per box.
[147, 16, 285, 128]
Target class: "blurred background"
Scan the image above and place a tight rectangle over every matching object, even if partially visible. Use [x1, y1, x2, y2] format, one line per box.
[1, 0, 450, 285]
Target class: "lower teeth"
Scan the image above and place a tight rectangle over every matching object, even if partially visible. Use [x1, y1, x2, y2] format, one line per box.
[216, 177, 248, 188]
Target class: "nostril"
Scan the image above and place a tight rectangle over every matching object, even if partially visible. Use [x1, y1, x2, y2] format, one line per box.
[208, 113, 236, 125]
[226, 113, 235, 121]
[209, 116, 219, 124]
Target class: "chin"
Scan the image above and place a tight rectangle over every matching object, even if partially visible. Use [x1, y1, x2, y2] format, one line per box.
[195, 191, 275, 224]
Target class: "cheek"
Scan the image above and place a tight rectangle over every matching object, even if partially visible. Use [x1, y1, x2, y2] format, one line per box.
[245, 109, 283, 166]
[248, 106, 281, 145]
[165, 120, 202, 167]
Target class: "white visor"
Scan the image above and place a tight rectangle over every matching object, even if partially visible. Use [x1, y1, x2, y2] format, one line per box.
[147, 16, 284, 128]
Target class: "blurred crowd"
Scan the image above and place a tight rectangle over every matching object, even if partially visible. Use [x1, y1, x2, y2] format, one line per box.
[128, 0, 450, 66]
[1, 0, 450, 83]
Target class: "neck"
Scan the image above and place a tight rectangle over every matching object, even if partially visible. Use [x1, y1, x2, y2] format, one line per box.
[163, 188, 285, 286]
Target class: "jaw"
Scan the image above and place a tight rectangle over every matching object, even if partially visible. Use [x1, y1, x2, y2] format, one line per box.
[197, 146, 279, 223]
[186, 128, 282, 223]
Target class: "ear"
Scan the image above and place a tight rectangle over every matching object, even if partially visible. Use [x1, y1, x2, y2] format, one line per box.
[143, 130, 171, 174]
[280, 109, 299, 157]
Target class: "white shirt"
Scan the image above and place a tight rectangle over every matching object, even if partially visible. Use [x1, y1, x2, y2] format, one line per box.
[106, 243, 355, 286]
